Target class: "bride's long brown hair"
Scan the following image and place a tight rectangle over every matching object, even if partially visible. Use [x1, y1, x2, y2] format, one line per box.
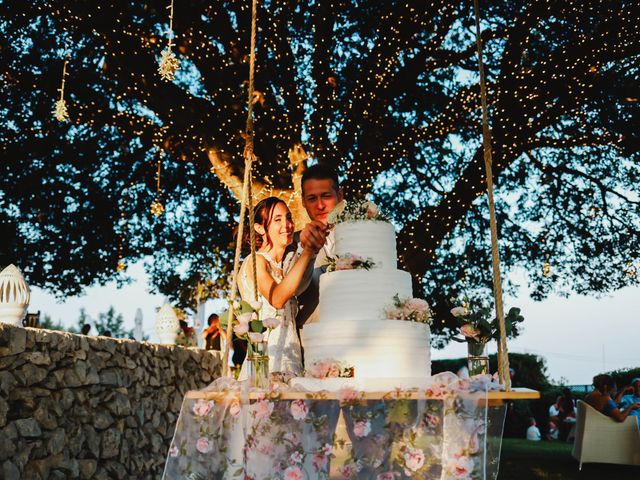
[243, 196, 287, 250]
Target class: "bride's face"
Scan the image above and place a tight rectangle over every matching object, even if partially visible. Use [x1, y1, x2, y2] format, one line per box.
[264, 202, 294, 249]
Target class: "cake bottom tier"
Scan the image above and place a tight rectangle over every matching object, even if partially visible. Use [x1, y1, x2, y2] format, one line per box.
[301, 321, 431, 380]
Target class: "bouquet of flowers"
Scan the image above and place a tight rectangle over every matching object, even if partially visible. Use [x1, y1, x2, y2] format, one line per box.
[327, 199, 389, 226]
[219, 299, 281, 355]
[326, 253, 376, 272]
[450, 296, 524, 346]
[384, 294, 433, 324]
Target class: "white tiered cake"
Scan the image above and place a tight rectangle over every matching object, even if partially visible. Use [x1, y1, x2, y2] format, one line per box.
[292, 218, 432, 391]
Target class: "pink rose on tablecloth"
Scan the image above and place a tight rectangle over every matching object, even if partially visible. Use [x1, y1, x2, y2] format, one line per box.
[337, 386, 359, 404]
[424, 414, 439, 427]
[168, 445, 179, 457]
[376, 473, 395, 480]
[338, 463, 358, 479]
[353, 420, 371, 438]
[228, 398, 241, 418]
[426, 383, 447, 399]
[449, 455, 474, 478]
[290, 399, 308, 420]
[262, 317, 280, 329]
[288, 451, 303, 465]
[234, 322, 249, 335]
[313, 453, 328, 471]
[451, 306, 469, 317]
[283, 466, 304, 480]
[403, 447, 425, 471]
[196, 437, 211, 454]
[253, 399, 274, 421]
[320, 443, 332, 456]
[192, 399, 214, 416]
[460, 324, 481, 339]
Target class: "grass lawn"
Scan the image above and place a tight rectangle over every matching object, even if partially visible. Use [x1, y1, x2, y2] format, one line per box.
[497, 438, 640, 479]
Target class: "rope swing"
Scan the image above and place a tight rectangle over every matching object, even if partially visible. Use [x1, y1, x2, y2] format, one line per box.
[222, 0, 260, 377]
[472, 0, 511, 390]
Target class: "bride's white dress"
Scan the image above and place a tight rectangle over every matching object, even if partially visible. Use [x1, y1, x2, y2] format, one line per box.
[237, 251, 303, 378]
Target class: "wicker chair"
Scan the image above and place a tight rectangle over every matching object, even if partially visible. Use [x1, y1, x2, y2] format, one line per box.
[572, 400, 640, 469]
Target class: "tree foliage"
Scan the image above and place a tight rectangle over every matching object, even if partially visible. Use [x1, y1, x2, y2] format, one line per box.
[1, 0, 639, 343]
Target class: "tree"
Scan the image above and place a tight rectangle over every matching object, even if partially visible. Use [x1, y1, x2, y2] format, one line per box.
[87, 306, 134, 339]
[1, 1, 638, 343]
[38, 314, 67, 332]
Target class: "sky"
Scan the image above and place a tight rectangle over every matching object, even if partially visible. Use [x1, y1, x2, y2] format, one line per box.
[27, 262, 639, 386]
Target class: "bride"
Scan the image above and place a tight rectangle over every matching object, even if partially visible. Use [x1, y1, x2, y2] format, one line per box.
[237, 196, 316, 378]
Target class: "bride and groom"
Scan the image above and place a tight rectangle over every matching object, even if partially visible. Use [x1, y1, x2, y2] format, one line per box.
[237, 164, 343, 378]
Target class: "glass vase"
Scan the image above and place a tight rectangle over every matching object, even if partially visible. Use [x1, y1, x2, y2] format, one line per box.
[467, 341, 489, 377]
[248, 342, 269, 389]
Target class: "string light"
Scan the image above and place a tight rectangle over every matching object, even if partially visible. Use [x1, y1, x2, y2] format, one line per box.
[150, 149, 165, 217]
[53, 41, 70, 122]
[158, 0, 180, 81]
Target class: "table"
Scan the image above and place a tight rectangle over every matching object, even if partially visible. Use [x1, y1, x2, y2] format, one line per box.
[163, 373, 539, 480]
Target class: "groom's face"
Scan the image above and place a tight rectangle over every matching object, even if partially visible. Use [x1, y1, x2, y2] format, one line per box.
[301, 178, 343, 224]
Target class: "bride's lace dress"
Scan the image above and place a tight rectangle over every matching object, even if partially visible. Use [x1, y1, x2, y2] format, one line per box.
[237, 251, 303, 378]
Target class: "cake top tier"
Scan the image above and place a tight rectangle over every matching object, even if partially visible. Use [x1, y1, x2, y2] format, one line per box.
[334, 221, 397, 269]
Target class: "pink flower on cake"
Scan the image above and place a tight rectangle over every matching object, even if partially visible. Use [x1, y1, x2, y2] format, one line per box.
[460, 324, 481, 340]
[196, 437, 211, 454]
[309, 361, 330, 378]
[283, 466, 304, 480]
[403, 447, 425, 471]
[237, 312, 253, 325]
[248, 300, 262, 311]
[327, 363, 341, 377]
[366, 202, 378, 218]
[448, 455, 474, 478]
[376, 473, 395, 480]
[405, 298, 430, 315]
[335, 256, 355, 270]
[192, 399, 214, 416]
[262, 316, 280, 329]
[290, 399, 309, 420]
[228, 398, 241, 418]
[353, 420, 371, 438]
[337, 386, 359, 404]
[253, 399, 274, 421]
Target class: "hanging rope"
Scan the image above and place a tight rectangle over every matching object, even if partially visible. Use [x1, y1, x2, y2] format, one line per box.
[472, 0, 511, 390]
[222, 0, 260, 377]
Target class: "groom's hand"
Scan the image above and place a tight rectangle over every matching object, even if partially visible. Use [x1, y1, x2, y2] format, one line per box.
[300, 221, 327, 254]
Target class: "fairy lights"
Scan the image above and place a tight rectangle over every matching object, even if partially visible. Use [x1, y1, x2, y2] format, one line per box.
[158, 0, 180, 81]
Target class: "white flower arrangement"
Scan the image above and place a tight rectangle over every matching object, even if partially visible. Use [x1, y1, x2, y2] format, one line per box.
[384, 294, 432, 324]
[327, 200, 388, 226]
[326, 253, 376, 272]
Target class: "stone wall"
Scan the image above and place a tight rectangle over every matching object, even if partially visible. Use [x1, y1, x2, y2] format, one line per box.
[0, 323, 222, 479]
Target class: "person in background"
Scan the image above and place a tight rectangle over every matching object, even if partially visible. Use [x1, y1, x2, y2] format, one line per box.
[100, 330, 112, 338]
[202, 313, 221, 351]
[80, 324, 91, 335]
[585, 374, 640, 424]
[526, 417, 541, 441]
[176, 320, 198, 347]
[617, 377, 640, 418]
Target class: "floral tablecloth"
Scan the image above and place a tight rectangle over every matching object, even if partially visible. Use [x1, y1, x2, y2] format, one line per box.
[163, 372, 506, 480]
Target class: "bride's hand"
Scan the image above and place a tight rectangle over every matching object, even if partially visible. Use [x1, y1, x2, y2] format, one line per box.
[300, 221, 327, 253]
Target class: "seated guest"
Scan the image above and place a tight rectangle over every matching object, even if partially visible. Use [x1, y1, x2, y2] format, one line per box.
[526, 417, 541, 441]
[546, 420, 559, 441]
[549, 395, 562, 423]
[585, 374, 640, 423]
[617, 377, 640, 418]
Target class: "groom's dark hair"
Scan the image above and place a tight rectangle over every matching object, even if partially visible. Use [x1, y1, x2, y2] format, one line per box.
[301, 163, 340, 194]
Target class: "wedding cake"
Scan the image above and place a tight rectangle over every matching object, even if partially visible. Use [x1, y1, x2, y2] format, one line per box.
[292, 201, 432, 391]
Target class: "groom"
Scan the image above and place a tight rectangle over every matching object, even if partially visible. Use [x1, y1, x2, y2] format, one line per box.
[285, 163, 343, 331]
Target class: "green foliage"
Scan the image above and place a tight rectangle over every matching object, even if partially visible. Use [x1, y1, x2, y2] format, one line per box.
[38, 314, 66, 332]
[1, 0, 638, 343]
[604, 367, 640, 389]
[81, 306, 134, 339]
